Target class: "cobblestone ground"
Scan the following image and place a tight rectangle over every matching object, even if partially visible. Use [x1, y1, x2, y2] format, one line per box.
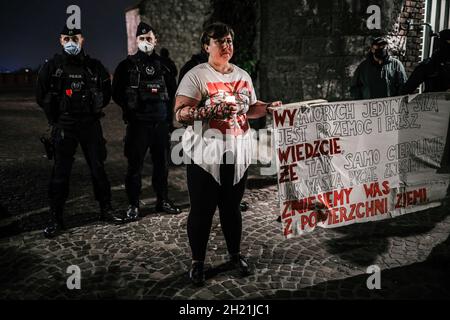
[1, 96, 450, 299]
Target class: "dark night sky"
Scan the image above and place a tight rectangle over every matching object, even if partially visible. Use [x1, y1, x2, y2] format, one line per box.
[0, 0, 138, 73]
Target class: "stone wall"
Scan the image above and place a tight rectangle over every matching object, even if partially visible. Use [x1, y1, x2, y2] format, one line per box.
[258, 0, 426, 103]
[397, 0, 426, 74]
[137, 0, 211, 71]
[129, 0, 427, 102]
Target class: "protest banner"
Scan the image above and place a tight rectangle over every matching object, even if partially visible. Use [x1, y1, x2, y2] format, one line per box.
[273, 93, 450, 238]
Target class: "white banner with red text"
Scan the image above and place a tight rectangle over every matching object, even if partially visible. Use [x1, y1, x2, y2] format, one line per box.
[273, 93, 450, 238]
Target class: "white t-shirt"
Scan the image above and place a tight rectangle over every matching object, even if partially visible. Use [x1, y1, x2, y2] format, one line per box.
[176, 62, 257, 185]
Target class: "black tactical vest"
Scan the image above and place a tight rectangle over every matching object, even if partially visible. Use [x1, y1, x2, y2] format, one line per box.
[126, 54, 169, 113]
[49, 54, 103, 115]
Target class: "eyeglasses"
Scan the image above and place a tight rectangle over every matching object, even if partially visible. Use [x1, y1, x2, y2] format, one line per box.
[62, 36, 80, 43]
[213, 38, 233, 46]
[138, 36, 154, 42]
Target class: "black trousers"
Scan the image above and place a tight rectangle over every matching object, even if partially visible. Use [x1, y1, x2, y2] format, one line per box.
[186, 162, 248, 261]
[49, 120, 111, 212]
[124, 121, 169, 206]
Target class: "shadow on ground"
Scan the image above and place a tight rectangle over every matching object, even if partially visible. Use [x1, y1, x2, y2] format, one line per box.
[323, 206, 450, 266]
[261, 233, 450, 300]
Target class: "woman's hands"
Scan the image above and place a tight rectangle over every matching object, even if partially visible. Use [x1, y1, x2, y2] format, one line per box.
[175, 105, 193, 123]
[267, 101, 283, 113]
[175, 95, 282, 123]
[175, 95, 241, 124]
[247, 100, 283, 119]
[174, 95, 200, 124]
[213, 101, 237, 118]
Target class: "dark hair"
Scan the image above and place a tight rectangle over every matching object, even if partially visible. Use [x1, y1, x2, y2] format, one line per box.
[200, 22, 234, 48]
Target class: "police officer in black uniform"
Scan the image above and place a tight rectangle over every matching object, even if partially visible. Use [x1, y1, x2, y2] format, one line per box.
[36, 26, 119, 238]
[112, 22, 181, 221]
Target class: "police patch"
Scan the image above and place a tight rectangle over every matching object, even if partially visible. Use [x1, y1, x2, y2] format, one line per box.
[146, 66, 155, 76]
[71, 82, 82, 90]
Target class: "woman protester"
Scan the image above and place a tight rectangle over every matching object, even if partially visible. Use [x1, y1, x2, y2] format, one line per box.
[175, 22, 282, 286]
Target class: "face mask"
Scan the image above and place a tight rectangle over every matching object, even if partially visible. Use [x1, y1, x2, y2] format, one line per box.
[373, 47, 388, 60]
[138, 40, 155, 54]
[64, 41, 81, 56]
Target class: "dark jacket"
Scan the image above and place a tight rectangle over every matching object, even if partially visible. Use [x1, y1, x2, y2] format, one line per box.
[160, 55, 178, 80]
[401, 51, 450, 94]
[178, 52, 208, 84]
[36, 50, 111, 128]
[112, 51, 176, 124]
[350, 53, 407, 100]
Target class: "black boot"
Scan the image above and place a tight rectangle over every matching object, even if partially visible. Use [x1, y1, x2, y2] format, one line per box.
[99, 202, 122, 224]
[156, 199, 181, 214]
[43, 208, 63, 238]
[189, 261, 205, 286]
[122, 204, 140, 223]
[230, 254, 253, 276]
[240, 201, 249, 212]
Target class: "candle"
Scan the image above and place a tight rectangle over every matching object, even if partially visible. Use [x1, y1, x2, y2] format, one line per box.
[225, 95, 236, 104]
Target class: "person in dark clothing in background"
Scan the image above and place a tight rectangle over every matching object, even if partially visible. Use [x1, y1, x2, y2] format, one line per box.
[351, 37, 407, 99]
[112, 22, 181, 221]
[402, 29, 450, 94]
[36, 26, 119, 238]
[178, 51, 208, 84]
[402, 29, 450, 175]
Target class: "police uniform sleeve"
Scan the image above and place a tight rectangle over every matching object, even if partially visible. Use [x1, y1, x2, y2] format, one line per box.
[401, 61, 428, 95]
[171, 62, 178, 79]
[112, 60, 129, 111]
[96, 61, 112, 108]
[163, 63, 177, 127]
[162, 63, 177, 100]
[35, 60, 54, 123]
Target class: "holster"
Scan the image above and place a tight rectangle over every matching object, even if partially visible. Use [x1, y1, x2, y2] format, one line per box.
[40, 134, 55, 160]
